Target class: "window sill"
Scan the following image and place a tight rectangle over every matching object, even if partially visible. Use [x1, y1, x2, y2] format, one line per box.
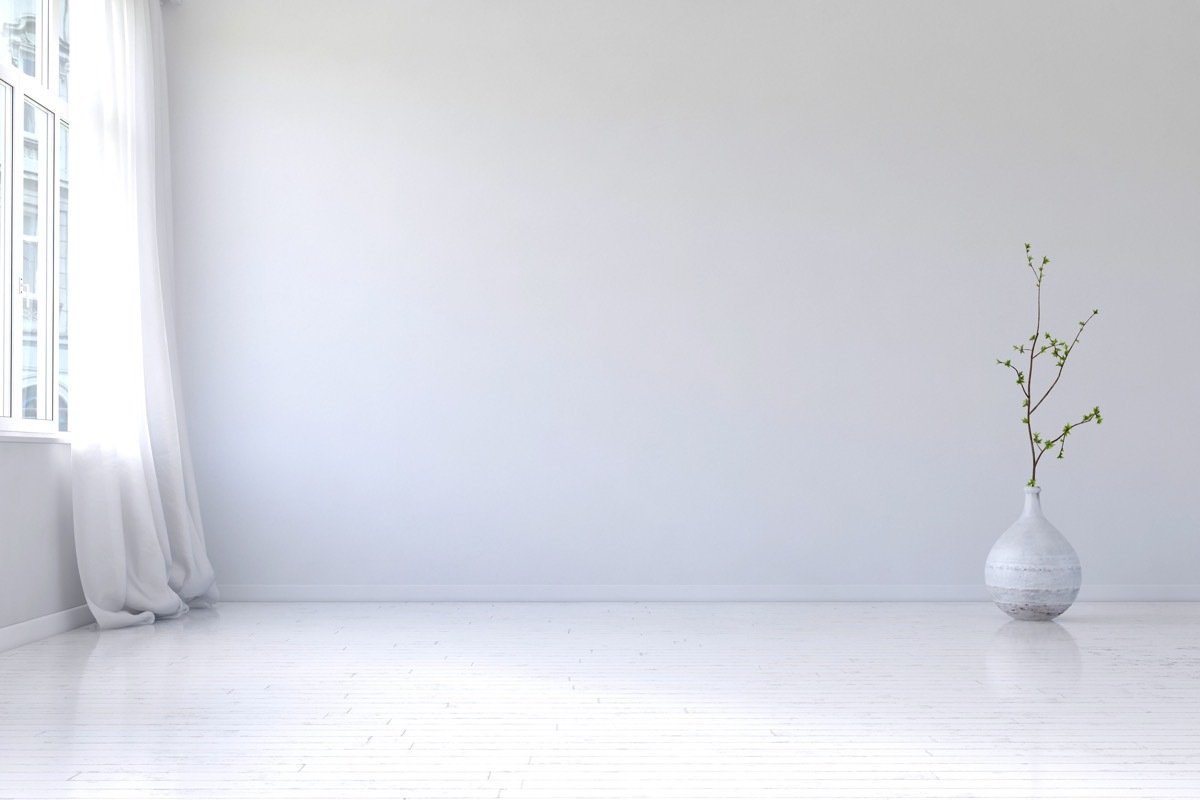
[0, 431, 71, 445]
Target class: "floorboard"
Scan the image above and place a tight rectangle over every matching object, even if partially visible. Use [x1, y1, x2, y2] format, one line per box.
[1, 602, 1198, 798]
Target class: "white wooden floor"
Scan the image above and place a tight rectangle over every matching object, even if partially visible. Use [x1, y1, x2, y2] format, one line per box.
[1, 602, 1199, 799]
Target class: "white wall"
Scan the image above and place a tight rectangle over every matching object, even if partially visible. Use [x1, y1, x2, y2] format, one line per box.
[163, 0, 1200, 598]
[0, 443, 83, 628]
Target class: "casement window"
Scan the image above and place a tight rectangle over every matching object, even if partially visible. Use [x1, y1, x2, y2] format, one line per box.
[0, 0, 68, 434]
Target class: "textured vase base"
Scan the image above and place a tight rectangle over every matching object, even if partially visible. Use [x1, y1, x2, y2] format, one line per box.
[994, 602, 1072, 622]
[985, 487, 1081, 624]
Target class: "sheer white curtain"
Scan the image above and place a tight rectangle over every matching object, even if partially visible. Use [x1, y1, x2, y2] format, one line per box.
[70, 0, 218, 630]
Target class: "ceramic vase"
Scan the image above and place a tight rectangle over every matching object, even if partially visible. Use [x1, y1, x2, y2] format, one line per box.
[985, 487, 1081, 621]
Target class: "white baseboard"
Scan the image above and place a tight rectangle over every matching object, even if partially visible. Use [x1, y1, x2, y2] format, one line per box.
[219, 584, 985, 602]
[216, 584, 1200, 603]
[1076, 584, 1200, 601]
[0, 605, 94, 654]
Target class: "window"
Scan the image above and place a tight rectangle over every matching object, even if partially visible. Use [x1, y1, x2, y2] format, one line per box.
[0, 0, 67, 434]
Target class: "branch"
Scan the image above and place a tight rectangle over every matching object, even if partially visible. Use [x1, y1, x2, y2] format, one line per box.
[996, 359, 1029, 398]
[1026, 250, 1046, 483]
[1026, 244, 1042, 286]
[1034, 407, 1103, 464]
[1029, 310, 1098, 415]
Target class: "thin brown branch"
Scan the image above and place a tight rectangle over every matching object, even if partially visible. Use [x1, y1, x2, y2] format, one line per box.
[1026, 272, 1042, 483]
[1039, 413, 1101, 450]
[1029, 311, 1097, 415]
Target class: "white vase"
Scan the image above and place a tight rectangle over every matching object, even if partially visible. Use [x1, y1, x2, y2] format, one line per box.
[985, 487, 1081, 621]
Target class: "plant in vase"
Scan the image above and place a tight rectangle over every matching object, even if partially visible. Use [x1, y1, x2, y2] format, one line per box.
[985, 244, 1103, 620]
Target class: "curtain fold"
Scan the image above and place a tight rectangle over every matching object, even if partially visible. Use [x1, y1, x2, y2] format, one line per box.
[70, 0, 217, 630]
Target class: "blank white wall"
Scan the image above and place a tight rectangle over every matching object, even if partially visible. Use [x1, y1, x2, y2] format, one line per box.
[0, 443, 81, 628]
[163, 0, 1200, 596]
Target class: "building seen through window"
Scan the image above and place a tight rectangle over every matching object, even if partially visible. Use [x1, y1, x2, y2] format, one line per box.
[1, 0, 68, 434]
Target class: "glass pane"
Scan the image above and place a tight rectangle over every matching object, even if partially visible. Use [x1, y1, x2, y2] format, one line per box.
[58, 0, 66, 99]
[0, 81, 7, 419]
[21, 100, 48, 419]
[57, 123, 66, 429]
[0, 0, 39, 79]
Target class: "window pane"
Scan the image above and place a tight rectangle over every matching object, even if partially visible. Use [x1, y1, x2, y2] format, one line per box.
[0, 81, 7, 419]
[57, 123, 66, 429]
[58, 0, 66, 99]
[1, 0, 39, 79]
[21, 99, 48, 419]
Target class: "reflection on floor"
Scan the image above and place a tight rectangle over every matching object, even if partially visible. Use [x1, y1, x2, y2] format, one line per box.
[2, 602, 1198, 798]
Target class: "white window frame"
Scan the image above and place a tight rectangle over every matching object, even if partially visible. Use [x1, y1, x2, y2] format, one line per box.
[0, 0, 68, 437]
